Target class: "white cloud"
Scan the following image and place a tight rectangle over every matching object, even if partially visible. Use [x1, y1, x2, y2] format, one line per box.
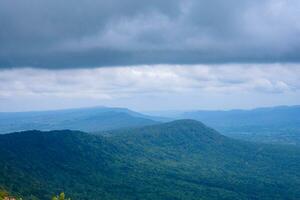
[0, 64, 299, 100]
[0, 64, 299, 112]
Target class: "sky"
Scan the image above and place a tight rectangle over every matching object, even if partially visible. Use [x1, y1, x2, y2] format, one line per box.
[0, 0, 299, 111]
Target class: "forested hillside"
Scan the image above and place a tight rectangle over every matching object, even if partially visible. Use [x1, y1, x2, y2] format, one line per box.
[0, 120, 300, 200]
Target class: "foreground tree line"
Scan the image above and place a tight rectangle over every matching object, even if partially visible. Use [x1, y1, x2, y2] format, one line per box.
[52, 193, 71, 200]
[0, 190, 70, 200]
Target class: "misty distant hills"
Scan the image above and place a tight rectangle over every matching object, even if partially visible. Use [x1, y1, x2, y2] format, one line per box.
[1, 120, 300, 200]
[1, 105, 300, 145]
[0, 107, 166, 134]
[161, 105, 300, 145]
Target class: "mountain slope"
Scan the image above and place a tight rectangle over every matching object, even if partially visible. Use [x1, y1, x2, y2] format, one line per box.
[0, 107, 161, 134]
[0, 130, 125, 200]
[1, 120, 300, 200]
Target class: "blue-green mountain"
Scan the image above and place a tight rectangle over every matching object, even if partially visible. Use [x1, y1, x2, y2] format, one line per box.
[163, 105, 300, 145]
[1, 120, 300, 200]
[0, 107, 165, 134]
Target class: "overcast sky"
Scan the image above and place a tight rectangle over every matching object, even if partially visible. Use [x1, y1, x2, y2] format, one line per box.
[0, 0, 299, 111]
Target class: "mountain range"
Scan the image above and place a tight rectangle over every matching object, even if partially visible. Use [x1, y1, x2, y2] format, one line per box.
[0, 107, 167, 134]
[1, 120, 300, 200]
[152, 105, 300, 145]
[1, 105, 300, 145]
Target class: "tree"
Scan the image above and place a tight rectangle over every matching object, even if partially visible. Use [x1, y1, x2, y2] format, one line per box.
[0, 189, 8, 200]
[52, 192, 70, 200]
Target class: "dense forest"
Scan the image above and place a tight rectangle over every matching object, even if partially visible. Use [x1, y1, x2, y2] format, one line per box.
[0, 120, 300, 200]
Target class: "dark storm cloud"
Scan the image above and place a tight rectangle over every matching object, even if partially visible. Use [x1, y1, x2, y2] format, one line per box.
[0, 0, 300, 68]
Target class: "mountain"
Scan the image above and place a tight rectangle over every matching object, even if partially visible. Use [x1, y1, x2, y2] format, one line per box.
[231, 131, 300, 146]
[0, 130, 122, 200]
[0, 107, 163, 134]
[1, 120, 300, 200]
[160, 105, 300, 145]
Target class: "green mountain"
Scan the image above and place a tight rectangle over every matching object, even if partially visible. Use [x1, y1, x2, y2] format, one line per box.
[0, 107, 162, 134]
[1, 120, 300, 200]
[165, 105, 300, 145]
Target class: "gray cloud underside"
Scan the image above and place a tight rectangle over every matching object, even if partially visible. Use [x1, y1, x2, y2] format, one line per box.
[1, 0, 300, 68]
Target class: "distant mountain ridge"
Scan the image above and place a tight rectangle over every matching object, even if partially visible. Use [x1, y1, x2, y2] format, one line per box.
[0, 106, 165, 134]
[156, 105, 300, 145]
[2, 105, 300, 145]
[1, 120, 300, 200]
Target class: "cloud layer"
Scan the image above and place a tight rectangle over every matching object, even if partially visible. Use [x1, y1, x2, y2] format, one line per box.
[0, 64, 299, 111]
[1, 0, 300, 68]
